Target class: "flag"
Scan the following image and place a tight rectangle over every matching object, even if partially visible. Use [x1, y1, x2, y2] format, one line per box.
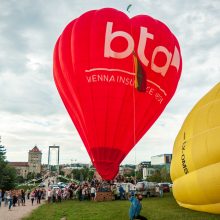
[133, 52, 146, 92]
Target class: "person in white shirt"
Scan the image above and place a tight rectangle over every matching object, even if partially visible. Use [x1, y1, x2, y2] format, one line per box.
[90, 186, 96, 201]
[47, 189, 52, 203]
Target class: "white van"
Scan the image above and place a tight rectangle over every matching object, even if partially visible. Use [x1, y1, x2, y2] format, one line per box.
[136, 181, 157, 197]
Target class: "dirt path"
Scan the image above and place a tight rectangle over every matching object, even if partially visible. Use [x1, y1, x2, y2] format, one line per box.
[0, 198, 45, 220]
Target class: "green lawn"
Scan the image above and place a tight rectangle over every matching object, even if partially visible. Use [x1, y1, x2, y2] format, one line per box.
[23, 193, 220, 220]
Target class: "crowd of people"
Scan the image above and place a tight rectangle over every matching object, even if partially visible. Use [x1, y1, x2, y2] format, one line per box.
[46, 179, 137, 203]
[0, 188, 47, 211]
[0, 178, 149, 219]
[46, 181, 102, 202]
[46, 179, 147, 219]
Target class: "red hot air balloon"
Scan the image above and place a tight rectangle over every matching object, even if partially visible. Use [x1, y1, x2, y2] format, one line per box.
[53, 8, 182, 180]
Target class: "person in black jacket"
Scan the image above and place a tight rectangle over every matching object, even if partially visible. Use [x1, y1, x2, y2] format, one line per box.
[21, 189, 25, 206]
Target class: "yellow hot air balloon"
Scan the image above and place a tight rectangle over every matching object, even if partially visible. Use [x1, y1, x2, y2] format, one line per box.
[171, 83, 220, 214]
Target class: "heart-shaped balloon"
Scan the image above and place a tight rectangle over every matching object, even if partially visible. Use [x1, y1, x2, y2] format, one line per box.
[53, 8, 182, 180]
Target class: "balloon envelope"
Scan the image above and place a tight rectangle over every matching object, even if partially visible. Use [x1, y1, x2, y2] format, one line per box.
[171, 83, 220, 214]
[53, 8, 182, 180]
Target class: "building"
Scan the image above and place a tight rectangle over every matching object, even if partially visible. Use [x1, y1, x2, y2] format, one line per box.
[9, 146, 42, 178]
[137, 161, 156, 179]
[118, 164, 135, 176]
[28, 146, 42, 174]
[151, 154, 172, 171]
[137, 161, 151, 170]
[142, 167, 155, 180]
[9, 162, 29, 178]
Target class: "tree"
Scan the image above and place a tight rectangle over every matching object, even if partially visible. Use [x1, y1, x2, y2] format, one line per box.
[59, 170, 65, 176]
[66, 174, 72, 179]
[0, 163, 17, 190]
[147, 170, 162, 182]
[146, 166, 172, 183]
[71, 169, 81, 180]
[87, 169, 94, 181]
[0, 144, 6, 161]
[71, 168, 94, 182]
[124, 170, 135, 178]
[50, 165, 58, 172]
[160, 167, 172, 182]
[135, 170, 143, 181]
[36, 173, 42, 179]
[16, 175, 25, 184]
[27, 172, 35, 180]
[0, 145, 17, 190]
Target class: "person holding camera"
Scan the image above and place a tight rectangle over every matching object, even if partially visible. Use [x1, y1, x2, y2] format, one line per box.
[129, 193, 147, 220]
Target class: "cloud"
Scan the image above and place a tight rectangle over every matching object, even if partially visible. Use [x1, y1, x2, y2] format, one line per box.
[0, 0, 219, 165]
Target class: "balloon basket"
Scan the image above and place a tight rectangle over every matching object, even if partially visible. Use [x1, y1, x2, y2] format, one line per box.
[95, 191, 114, 202]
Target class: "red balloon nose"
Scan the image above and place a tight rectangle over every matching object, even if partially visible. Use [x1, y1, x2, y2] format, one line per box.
[91, 147, 126, 180]
[94, 161, 119, 180]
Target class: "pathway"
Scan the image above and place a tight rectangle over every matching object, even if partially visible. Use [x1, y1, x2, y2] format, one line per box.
[0, 198, 45, 220]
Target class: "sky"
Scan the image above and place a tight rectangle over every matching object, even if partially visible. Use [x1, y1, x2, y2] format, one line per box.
[0, 0, 219, 165]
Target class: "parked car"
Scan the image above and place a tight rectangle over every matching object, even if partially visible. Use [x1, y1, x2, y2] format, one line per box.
[57, 182, 67, 188]
[57, 182, 65, 185]
[158, 183, 170, 192]
[50, 184, 59, 188]
[38, 182, 46, 187]
[50, 184, 60, 190]
[136, 181, 157, 197]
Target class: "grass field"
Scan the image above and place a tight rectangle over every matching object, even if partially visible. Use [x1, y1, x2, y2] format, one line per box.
[23, 193, 220, 220]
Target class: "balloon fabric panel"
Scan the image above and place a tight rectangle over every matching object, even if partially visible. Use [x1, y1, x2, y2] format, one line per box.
[171, 83, 220, 214]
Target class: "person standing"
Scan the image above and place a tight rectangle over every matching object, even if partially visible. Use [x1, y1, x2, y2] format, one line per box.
[155, 184, 160, 197]
[119, 185, 125, 200]
[112, 185, 118, 200]
[21, 189, 25, 206]
[90, 185, 96, 201]
[134, 195, 148, 220]
[0, 189, 2, 207]
[78, 186, 82, 201]
[159, 184, 163, 198]
[17, 191, 22, 206]
[125, 184, 129, 200]
[12, 190, 17, 207]
[82, 186, 87, 201]
[57, 189, 62, 202]
[47, 189, 52, 204]
[8, 191, 13, 211]
[37, 189, 42, 204]
[52, 189, 56, 203]
[26, 188, 30, 199]
[129, 194, 147, 220]
[4, 190, 8, 207]
[30, 191, 35, 206]
[129, 193, 138, 220]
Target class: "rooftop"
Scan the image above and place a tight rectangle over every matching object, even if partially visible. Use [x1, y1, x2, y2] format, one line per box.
[9, 162, 29, 167]
[29, 146, 41, 152]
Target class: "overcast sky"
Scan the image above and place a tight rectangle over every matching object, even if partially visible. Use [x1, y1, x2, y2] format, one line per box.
[0, 0, 219, 165]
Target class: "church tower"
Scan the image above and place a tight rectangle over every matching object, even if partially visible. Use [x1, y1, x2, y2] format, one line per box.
[28, 146, 42, 174]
